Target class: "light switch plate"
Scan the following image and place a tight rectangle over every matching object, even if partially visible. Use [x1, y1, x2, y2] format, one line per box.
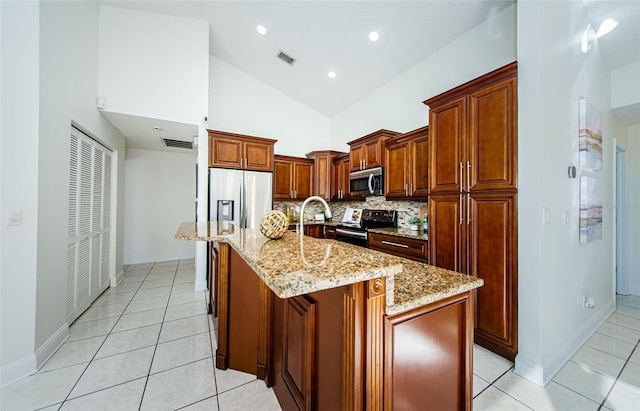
[6, 209, 22, 226]
[542, 207, 551, 226]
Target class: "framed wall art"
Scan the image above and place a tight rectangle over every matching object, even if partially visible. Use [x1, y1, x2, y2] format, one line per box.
[579, 98, 603, 171]
[579, 175, 603, 243]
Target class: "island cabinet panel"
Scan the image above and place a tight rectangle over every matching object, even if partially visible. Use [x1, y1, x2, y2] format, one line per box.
[208, 130, 276, 171]
[384, 292, 474, 411]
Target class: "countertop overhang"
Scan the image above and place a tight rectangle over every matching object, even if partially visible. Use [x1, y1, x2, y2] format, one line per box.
[175, 221, 482, 315]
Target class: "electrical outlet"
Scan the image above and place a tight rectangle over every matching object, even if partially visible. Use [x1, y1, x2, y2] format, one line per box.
[583, 296, 595, 309]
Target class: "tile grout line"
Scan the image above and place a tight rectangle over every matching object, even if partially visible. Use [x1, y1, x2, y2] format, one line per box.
[597, 339, 640, 410]
[57, 267, 154, 406]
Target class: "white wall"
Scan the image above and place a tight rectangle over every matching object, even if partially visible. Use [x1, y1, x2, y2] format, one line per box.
[516, 0, 624, 385]
[0, 0, 40, 385]
[627, 125, 640, 295]
[124, 148, 196, 264]
[98, 6, 209, 126]
[612, 62, 640, 109]
[209, 56, 331, 157]
[330, 5, 516, 149]
[1, 0, 128, 386]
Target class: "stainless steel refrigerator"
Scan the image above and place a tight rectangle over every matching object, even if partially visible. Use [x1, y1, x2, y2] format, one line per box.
[208, 168, 273, 229]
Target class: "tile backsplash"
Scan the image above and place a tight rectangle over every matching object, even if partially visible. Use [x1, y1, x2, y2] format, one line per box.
[274, 197, 427, 229]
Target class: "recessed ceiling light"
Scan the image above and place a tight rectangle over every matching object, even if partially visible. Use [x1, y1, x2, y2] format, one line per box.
[596, 18, 618, 38]
[257, 25, 267, 35]
[328, 71, 336, 79]
[369, 31, 380, 42]
[153, 126, 163, 132]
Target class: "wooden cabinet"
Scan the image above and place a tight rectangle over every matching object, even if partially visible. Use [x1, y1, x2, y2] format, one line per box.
[424, 62, 518, 360]
[425, 65, 517, 195]
[305, 150, 347, 201]
[303, 224, 323, 238]
[348, 129, 399, 171]
[274, 155, 314, 200]
[323, 225, 337, 239]
[385, 126, 429, 199]
[333, 153, 350, 200]
[368, 232, 429, 263]
[208, 130, 276, 171]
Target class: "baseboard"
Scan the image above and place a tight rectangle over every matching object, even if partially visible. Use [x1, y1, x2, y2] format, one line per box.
[111, 268, 125, 287]
[35, 323, 69, 370]
[629, 285, 640, 296]
[0, 354, 37, 389]
[515, 297, 615, 386]
[195, 280, 207, 292]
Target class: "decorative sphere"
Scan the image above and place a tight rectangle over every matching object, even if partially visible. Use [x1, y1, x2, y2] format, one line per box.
[259, 210, 289, 239]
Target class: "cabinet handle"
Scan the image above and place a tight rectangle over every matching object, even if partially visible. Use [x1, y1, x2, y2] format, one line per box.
[459, 194, 463, 224]
[410, 183, 413, 196]
[467, 192, 471, 225]
[467, 161, 471, 192]
[405, 184, 408, 196]
[460, 162, 463, 193]
[381, 240, 409, 248]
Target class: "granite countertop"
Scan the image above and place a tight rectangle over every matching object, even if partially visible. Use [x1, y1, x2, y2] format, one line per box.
[175, 222, 481, 315]
[368, 226, 429, 241]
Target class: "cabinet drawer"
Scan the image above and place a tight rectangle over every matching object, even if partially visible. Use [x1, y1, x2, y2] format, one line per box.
[368, 233, 428, 263]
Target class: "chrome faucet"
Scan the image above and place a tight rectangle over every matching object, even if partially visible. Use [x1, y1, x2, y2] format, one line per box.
[299, 196, 332, 235]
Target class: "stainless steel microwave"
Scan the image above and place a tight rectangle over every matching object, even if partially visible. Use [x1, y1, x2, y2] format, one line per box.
[349, 167, 384, 196]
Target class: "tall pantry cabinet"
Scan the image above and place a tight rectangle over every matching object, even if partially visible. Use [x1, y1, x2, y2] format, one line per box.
[424, 62, 518, 361]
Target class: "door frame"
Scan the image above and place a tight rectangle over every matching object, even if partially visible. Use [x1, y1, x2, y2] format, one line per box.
[614, 141, 629, 296]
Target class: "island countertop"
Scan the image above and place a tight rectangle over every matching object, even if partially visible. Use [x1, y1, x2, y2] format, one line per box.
[175, 221, 482, 315]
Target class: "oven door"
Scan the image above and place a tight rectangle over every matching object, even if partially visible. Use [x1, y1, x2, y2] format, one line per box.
[335, 228, 368, 247]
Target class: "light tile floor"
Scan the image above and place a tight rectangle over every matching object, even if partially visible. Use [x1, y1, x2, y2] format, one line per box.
[1, 261, 639, 410]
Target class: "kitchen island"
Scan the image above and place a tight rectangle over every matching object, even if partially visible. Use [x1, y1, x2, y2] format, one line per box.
[176, 222, 483, 411]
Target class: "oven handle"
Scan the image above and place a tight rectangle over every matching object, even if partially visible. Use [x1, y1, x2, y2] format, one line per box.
[368, 174, 374, 194]
[336, 228, 368, 239]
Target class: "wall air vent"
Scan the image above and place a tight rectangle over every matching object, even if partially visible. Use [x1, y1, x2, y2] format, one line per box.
[277, 50, 296, 66]
[160, 137, 193, 150]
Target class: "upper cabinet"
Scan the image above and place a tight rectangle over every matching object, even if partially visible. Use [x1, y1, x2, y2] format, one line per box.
[273, 155, 314, 200]
[333, 153, 350, 200]
[208, 130, 276, 172]
[305, 150, 347, 201]
[385, 126, 429, 200]
[348, 129, 399, 172]
[424, 63, 517, 194]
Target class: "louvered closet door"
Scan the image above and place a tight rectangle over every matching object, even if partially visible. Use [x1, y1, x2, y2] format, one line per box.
[67, 127, 113, 323]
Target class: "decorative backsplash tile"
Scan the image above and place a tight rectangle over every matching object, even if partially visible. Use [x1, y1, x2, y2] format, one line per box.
[274, 197, 427, 229]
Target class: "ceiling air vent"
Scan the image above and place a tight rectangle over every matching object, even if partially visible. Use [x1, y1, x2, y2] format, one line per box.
[277, 50, 296, 66]
[160, 137, 193, 150]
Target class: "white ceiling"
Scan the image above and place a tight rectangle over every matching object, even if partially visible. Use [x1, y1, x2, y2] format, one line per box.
[99, 0, 640, 152]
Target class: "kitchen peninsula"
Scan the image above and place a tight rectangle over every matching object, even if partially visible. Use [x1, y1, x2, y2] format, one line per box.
[176, 222, 483, 410]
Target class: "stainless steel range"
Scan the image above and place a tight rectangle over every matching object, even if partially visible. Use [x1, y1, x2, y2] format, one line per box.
[335, 208, 397, 247]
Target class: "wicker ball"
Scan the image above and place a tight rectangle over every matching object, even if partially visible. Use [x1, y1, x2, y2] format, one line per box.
[259, 210, 289, 240]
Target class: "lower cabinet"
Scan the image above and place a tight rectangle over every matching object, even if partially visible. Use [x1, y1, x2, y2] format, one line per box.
[323, 225, 337, 239]
[303, 224, 323, 239]
[368, 232, 429, 263]
[213, 243, 474, 410]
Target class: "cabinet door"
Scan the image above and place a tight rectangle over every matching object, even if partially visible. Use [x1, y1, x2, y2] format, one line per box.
[429, 194, 466, 273]
[428, 97, 466, 194]
[294, 161, 313, 200]
[468, 192, 517, 360]
[385, 142, 410, 198]
[350, 145, 364, 171]
[210, 136, 243, 169]
[410, 135, 430, 197]
[245, 141, 273, 171]
[468, 77, 517, 192]
[314, 155, 331, 200]
[334, 156, 350, 200]
[364, 138, 382, 169]
[274, 160, 293, 200]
